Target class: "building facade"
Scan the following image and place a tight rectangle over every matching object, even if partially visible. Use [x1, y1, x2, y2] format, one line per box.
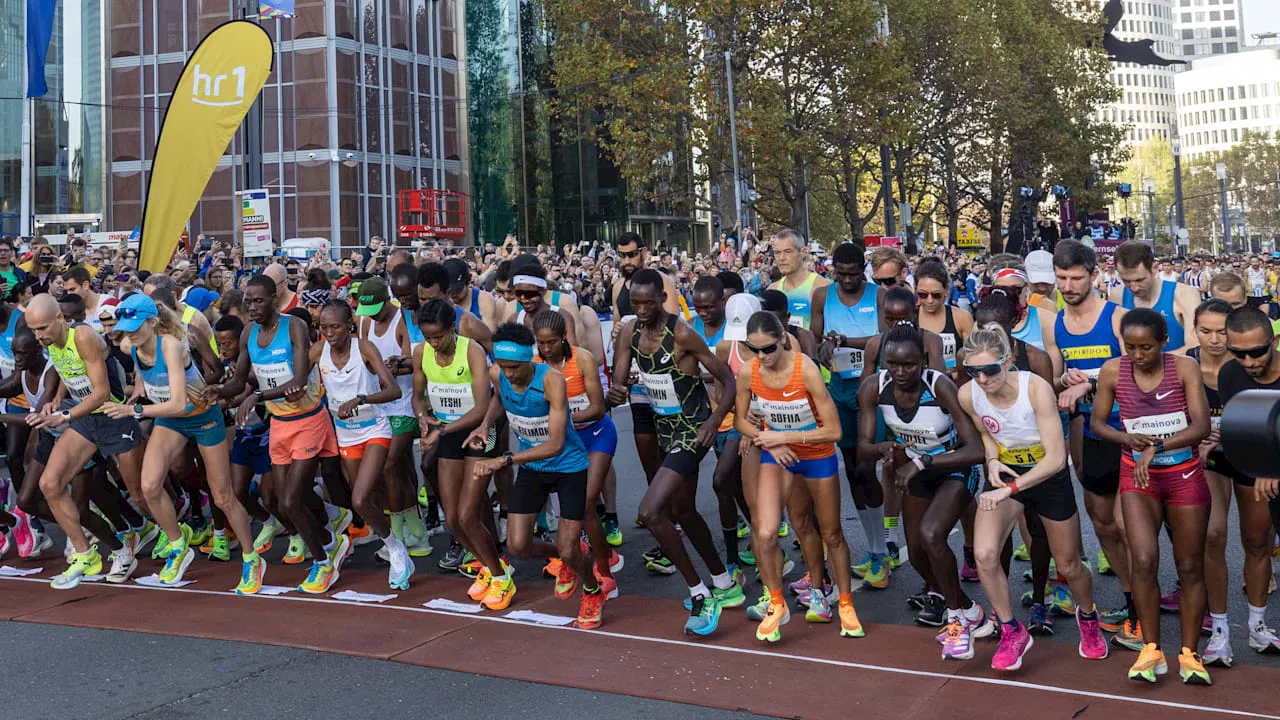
[1098, 0, 1180, 145]
[108, 0, 465, 254]
[1172, 0, 1245, 62]
[1175, 47, 1280, 160]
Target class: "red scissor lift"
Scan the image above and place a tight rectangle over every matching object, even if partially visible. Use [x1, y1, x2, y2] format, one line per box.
[398, 189, 468, 241]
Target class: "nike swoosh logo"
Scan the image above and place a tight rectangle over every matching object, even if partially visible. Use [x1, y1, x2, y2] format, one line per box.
[782, 390, 801, 398]
[592, 428, 604, 436]
[1155, 390, 1174, 401]
[1182, 470, 1196, 479]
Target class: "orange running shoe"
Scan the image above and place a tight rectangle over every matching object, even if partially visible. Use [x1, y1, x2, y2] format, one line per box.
[554, 562, 579, 599]
[467, 566, 493, 601]
[839, 599, 865, 638]
[1178, 648, 1212, 685]
[576, 588, 606, 629]
[756, 601, 791, 642]
[543, 557, 563, 579]
[482, 574, 516, 610]
[1128, 643, 1167, 682]
[347, 523, 374, 546]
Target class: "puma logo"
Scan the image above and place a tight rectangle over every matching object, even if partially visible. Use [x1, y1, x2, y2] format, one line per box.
[1155, 390, 1174, 401]
[782, 390, 801, 398]
[122, 432, 135, 442]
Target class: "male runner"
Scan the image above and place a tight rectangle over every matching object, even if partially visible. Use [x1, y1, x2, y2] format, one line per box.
[768, 229, 830, 330]
[61, 265, 105, 332]
[1110, 241, 1200, 350]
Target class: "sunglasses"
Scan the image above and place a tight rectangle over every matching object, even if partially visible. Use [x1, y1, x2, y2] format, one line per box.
[916, 290, 945, 301]
[1227, 344, 1271, 359]
[963, 358, 1006, 378]
[618, 249, 643, 259]
[513, 289, 542, 300]
[872, 277, 898, 286]
[116, 307, 148, 320]
[745, 340, 781, 355]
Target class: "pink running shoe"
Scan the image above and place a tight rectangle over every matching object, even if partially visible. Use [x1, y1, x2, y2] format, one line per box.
[960, 558, 979, 583]
[788, 572, 812, 595]
[1160, 588, 1181, 613]
[991, 620, 1033, 670]
[1077, 609, 1109, 660]
[0, 531, 9, 559]
[11, 508, 35, 558]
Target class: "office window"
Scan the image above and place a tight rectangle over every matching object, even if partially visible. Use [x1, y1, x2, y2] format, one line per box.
[1209, 10, 1220, 20]
[1181, 11, 1192, 22]
[1211, 27, 1222, 38]
[1224, 9, 1234, 19]
[1231, 128, 1238, 142]
[1226, 27, 1236, 37]
[1212, 42, 1223, 53]
[1226, 42, 1237, 52]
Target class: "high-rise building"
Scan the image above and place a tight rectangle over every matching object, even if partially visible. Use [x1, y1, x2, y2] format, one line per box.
[108, 1, 465, 253]
[1172, 0, 1245, 62]
[1098, 0, 1180, 145]
[1175, 46, 1280, 160]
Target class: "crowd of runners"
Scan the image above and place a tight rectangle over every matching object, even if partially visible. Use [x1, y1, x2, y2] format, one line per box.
[0, 229, 1278, 687]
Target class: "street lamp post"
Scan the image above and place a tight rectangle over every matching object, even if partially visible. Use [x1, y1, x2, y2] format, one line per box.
[1217, 162, 1231, 254]
[1143, 177, 1155, 243]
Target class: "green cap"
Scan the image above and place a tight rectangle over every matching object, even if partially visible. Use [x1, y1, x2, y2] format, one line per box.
[355, 276, 389, 316]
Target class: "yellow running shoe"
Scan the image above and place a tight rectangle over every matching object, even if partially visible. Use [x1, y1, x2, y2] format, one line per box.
[1178, 648, 1212, 685]
[467, 567, 492, 601]
[50, 545, 103, 590]
[482, 574, 516, 610]
[755, 601, 791, 642]
[1128, 643, 1167, 683]
[235, 555, 266, 595]
[839, 600, 865, 638]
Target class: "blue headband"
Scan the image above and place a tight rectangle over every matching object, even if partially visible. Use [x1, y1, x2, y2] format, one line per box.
[493, 340, 534, 362]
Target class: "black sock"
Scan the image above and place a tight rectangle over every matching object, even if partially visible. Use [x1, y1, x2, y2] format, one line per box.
[603, 511, 618, 523]
[1124, 591, 1135, 619]
[722, 527, 740, 565]
[963, 545, 976, 565]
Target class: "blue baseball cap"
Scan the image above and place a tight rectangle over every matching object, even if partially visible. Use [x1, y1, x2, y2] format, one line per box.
[114, 293, 159, 333]
[185, 287, 219, 312]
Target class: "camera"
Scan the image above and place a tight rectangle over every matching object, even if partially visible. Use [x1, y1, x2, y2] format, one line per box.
[1220, 390, 1280, 478]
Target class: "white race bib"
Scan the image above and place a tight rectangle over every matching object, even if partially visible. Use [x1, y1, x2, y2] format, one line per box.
[63, 373, 93, 400]
[628, 359, 648, 403]
[832, 347, 864, 379]
[568, 392, 591, 414]
[940, 333, 957, 365]
[760, 397, 817, 431]
[788, 315, 803, 327]
[639, 372, 680, 415]
[508, 412, 550, 444]
[253, 361, 292, 390]
[428, 382, 475, 422]
[890, 422, 941, 454]
[0, 354, 14, 378]
[143, 381, 171, 404]
[1124, 411, 1193, 465]
[328, 393, 376, 429]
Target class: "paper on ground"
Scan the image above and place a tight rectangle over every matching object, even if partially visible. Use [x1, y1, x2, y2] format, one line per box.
[252, 585, 295, 595]
[424, 598, 483, 613]
[505, 609, 576, 626]
[0, 566, 42, 576]
[333, 590, 397, 603]
[135, 574, 195, 588]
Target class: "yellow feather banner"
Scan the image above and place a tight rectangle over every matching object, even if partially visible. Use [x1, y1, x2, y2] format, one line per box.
[138, 20, 274, 273]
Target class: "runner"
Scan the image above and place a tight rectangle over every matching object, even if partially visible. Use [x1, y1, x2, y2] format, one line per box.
[607, 268, 745, 634]
[3, 329, 59, 559]
[735, 310, 863, 641]
[219, 275, 350, 595]
[1112, 242, 1200, 351]
[1215, 305, 1280, 656]
[767, 229, 829, 330]
[957, 321, 1107, 671]
[468, 324, 606, 628]
[915, 260, 974, 378]
[856, 323, 989, 659]
[24, 294, 146, 589]
[532, 310, 620, 598]
[1052, 240, 1137, 646]
[311, 299, 408, 589]
[444, 258, 503, 330]
[1207, 271, 1248, 310]
[508, 260, 579, 347]
[0, 298, 32, 554]
[1091, 308, 1212, 684]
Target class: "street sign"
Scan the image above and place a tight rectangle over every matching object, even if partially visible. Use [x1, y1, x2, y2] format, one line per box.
[957, 227, 982, 248]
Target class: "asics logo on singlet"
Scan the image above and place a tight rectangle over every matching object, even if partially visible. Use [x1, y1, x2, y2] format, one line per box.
[1155, 390, 1174, 401]
[456, 367, 466, 376]
[660, 353, 672, 364]
[782, 390, 801, 398]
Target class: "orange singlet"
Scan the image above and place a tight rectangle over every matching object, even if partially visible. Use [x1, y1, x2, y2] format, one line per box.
[535, 346, 593, 429]
[749, 353, 835, 461]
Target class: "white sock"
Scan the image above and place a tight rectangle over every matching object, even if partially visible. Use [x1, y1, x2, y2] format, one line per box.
[1249, 604, 1267, 628]
[857, 506, 888, 555]
[382, 533, 406, 552]
[947, 607, 963, 623]
[689, 582, 711, 599]
[710, 572, 733, 591]
[1211, 612, 1229, 635]
[491, 571, 508, 583]
[212, 528, 226, 539]
[963, 603, 983, 622]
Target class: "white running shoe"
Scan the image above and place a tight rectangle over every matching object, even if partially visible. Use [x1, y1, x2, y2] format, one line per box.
[1249, 621, 1280, 654]
[30, 531, 53, 558]
[64, 536, 75, 563]
[387, 541, 412, 591]
[105, 549, 138, 584]
[1204, 628, 1233, 667]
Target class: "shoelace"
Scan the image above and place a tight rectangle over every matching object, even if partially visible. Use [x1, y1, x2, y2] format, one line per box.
[943, 622, 964, 643]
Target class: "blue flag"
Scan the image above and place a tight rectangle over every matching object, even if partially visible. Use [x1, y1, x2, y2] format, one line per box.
[25, 0, 57, 98]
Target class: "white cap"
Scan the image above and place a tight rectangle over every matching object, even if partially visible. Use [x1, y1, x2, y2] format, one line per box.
[1025, 250, 1054, 284]
[723, 293, 762, 342]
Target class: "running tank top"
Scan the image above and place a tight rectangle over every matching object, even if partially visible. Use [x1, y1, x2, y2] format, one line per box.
[534, 348, 593, 429]
[247, 315, 324, 419]
[21, 366, 50, 409]
[364, 311, 413, 417]
[319, 337, 389, 444]
[775, 272, 819, 329]
[0, 307, 22, 379]
[971, 371, 1044, 467]
[132, 335, 210, 417]
[691, 315, 725, 349]
[403, 306, 425, 351]
[616, 281, 633, 317]
[469, 287, 483, 319]
[937, 305, 959, 368]
[750, 355, 834, 460]
[1122, 280, 1184, 352]
[1054, 302, 1122, 438]
[1187, 347, 1223, 431]
[1116, 353, 1194, 466]
[501, 363, 589, 473]
[877, 368, 954, 458]
[421, 335, 477, 423]
[630, 315, 710, 422]
[1012, 305, 1044, 351]
[823, 284, 880, 404]
[47, 324, 124, 411]
[181, 304, 218, 354]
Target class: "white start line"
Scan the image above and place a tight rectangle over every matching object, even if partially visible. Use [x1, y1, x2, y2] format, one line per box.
[0, 576, 1274, 720]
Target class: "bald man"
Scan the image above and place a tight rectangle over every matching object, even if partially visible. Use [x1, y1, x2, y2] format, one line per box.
[262, 263, 299, 313]
[387, 249, 413, 273]
[24, 294, 155, 589]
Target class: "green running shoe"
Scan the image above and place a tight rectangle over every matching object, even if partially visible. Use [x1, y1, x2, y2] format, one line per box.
[253, 517, 285, 554]
[417, 485, 431, 508]
[603, 516, 623, 547]
[1013, 543, 1030, 561]
[1097, 549, 1113, 576]
[746, 587, 771, 621]
[151, 529, 171, 560]
[207, 534, 231, 562]
[735, 516, 750, 539]
[283, 535, 308, 564]
[738, 548, 756, 566]
[777, 520, 790, 538]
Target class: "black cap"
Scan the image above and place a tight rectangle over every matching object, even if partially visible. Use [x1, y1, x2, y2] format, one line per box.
[442, 258, 470, 291]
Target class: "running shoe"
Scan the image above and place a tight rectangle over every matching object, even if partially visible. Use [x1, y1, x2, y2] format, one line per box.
[105, 547, 137, 584]
[941, 621, 974, 660]
[595, 570, 619, 600]
[1097, 548, 1112, 576]
[0, 531, 11, 559]
[862, 553, 890, 589]
[328, 507, 353, 538]
[387, 541, 412, 591]
[576, 588, 606, 629]
[554, 562, 579, 600]
[1077, 610, 1109, 660]
[886, 541, 903, 569]
[936, 605, 995, 644]
[991, 620, 1033, 671]
[795, 580, 834, 608]
[468, 567, 493, 601]
[727, 562, 744, 587]
[205, 534, 232, 562]
[906, 584, 930, 610]
[1249, 621, 1280, 653]
[641, 545, 663, 562]
[1028, 603, 1053, 636]
[603, 516, 623, 547]
[805, 587, 833, 623]
[283, 535, 308, 564]
[253, 517, 285, 554]
[851, 553, 874, 579]
[960, 556, 979, 583]
[1112, 619, 1145, 652]
[298, 534, 351, 594]
[159, 544, 195, 586]
[915, 594, 946, 627]
[1012, 543, 1030, 562]
[1022, 557, 1059, 582]
[1020, 585, 1051, 607]
[458, 553, 483, 578]
[788, 572, 814, 595]
[685, 594, 722, 636]
[1048, 585, 1076, 616]
[29, 531, 52, 559]
[1160, 587, 1181, 613]
[1178, 648, 1212, 685]
[403, 531, 433, 558]
[1203, 628, 1233, 667]
[11, 508, 35, 558]
[777, 520, 790, 538]
[755, 601, 790, 642]
[417, 486, 431, 508]
[739, 548, 756, 566]
[235, 555, 266, 595]
[1202, 613, 1213, 636]
[1128, 643, 1167, 683]
[682, 583, 747, 610]
[347, 523, 376, 546]
[1099, 606, 1129, 632]
[437, 540, 465, 571]
[482, 574, 516, 610]
[51, 546, 102, 590]
[150, 528, 172, 560]
[746, 587, 771, 622]
[736, 516, 750, 539]
[187, 521, 212, 549]
[543, 557, 563, 579]
[645, 550, 677, 576]
[838, 599, 865, 637]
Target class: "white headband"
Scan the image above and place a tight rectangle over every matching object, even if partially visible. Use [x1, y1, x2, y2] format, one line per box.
[512, 274, 548, 288]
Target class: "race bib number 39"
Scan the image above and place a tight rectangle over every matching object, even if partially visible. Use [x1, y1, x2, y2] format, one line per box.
[832, 347, 863, 379]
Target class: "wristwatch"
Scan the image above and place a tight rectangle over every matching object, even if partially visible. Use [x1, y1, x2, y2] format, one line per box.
[59, 409, 71, 423]
[1152, 439, 1165, 455]
[502, 451, 515, 467]
[132, 403, 145, 420]
[356, 394, 367, 405]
